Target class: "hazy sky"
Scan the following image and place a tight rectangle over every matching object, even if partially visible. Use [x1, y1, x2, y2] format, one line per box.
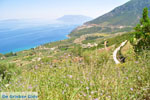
[0, 0, 130, 20]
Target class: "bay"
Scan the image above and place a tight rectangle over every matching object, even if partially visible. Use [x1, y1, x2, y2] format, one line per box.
[0, 23, 78, 54]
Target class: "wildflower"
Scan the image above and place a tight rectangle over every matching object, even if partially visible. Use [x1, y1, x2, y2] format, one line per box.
[94, 98, 99, 100]
[108, 96, 111, 98]
[68, 54, 71, 56]
[130, 88, 133, 91]
[86, 77, 89, 81]
[35, 65, 38, 69]
[37, 57, 41, 61]
[91, 91, 94, 94]
[80, 81, 83, 84]
[28, 85, 32, 89]
[86, 87, 89, 90]
[62, 91, 65, 94]
[41, 63, 44, 65]
[90, 82, 93, 86]
[49, 65, 53, 68]
[34, 85, 38, 88]
[68, 75, 73, 78]
[138, 76, 141, 80]
[5, 84, 9, 88]
[65, 84, 69, 87]
[83, 93, 87, 97]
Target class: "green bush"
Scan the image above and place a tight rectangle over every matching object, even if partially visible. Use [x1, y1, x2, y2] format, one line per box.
[0, 63, 21, 84]
[4, 52, 17, 57]
[131, 8, 150, 52]
[28, 51, 36, 56]
[0, 53, 3, 57]
[41, 57, 52, 63]
[72, 45, 83, 56]
[58, 46, 68, 51]
[23, 56, 34, 61]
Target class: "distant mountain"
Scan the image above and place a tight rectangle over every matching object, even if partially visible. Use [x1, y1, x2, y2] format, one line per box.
[69, 0, 150, 37]
[0, 19, 55, 30]
[57, 15, 93, 25]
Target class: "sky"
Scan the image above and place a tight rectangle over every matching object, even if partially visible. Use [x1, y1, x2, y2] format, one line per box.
[0, 0, 130, 20]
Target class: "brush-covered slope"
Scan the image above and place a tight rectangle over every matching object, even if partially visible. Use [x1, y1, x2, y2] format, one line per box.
[1, 32, 150, 100]
[69, 0, 150, 37]
[87, 0, 150, 26]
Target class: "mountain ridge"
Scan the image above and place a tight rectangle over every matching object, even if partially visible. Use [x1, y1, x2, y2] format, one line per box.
[86, 0, 150, 26]
[69, 0, 150, 37]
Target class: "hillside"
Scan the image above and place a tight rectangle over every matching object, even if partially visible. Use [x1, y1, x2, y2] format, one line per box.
[1, 1, 150, 99]
[69, 0, 150, 37]
[87, 0, 150, 26]
[1, 31, 150, 99]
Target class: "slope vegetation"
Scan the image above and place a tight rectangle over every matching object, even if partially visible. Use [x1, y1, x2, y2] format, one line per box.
[0, 32, 150, 100]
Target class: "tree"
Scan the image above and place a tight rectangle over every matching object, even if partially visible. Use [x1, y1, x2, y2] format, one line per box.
[131, 8, 150, 52]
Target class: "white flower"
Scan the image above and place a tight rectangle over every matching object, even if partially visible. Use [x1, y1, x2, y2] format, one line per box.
[91, 91, 94, 94]
[86, 87, 89, 90]
[5, 84, 9, 87]
[37, 57, 41, 61]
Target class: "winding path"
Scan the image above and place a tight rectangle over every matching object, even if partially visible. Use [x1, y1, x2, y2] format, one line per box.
[113, 40, 128, 64]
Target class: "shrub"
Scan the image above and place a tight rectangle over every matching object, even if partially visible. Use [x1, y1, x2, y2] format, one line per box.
[28, 51, 36, 56]
[0, 53, 3, 57]
[131, 8, 150, 52]
[0, 63, 21, 84]
[4, 52, 17, 57]
[72, 45, 83, 56]
[41, 57, 52, 63]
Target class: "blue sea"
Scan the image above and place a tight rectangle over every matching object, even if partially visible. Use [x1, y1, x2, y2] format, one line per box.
[0, 20, 78, 54]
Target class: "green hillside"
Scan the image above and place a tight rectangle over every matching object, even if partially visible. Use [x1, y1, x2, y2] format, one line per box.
[87, 0, 150, 26]
[69, 0, 150, 37]
[1, 31, 150, 99]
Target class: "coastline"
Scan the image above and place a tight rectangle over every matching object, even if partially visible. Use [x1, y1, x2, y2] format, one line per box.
[1, 36, 70, 54]
[66, 35, 71, 39]
[0, 24, 77, 54]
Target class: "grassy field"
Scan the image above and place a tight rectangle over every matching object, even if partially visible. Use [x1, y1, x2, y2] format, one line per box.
[0, 32, 150, 100]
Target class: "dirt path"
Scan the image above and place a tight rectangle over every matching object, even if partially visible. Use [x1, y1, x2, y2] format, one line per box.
[113, 40, 128, 64]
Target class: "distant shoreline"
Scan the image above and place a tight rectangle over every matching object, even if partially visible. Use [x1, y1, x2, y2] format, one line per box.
[1, 36, 70, 54]
[66, 35, 71, 38]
